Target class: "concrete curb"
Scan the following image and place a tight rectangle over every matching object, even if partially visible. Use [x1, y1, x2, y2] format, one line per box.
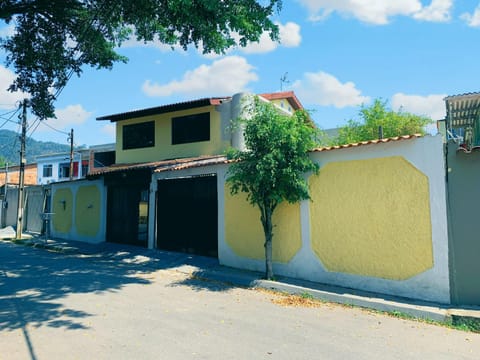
[255, 280, 450, 323]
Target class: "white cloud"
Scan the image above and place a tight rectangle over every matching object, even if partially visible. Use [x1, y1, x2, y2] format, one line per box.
[461, 5, 480, 27]
[292, 71, 370, 108]
[240, 22, 301, 54]
[200, 21, 301, 57]
[297, 0, 451, 24]
[391, 93, 446, 120]
[413, 0, 452, 22]
[0, 66, 27, 109]
[38, 104, 92, 131]
[142, 56, 258, 97]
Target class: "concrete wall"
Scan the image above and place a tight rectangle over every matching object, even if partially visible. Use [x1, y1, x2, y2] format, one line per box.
[219, 135, 451, 304]
[50, 179, 106, 244]
[2, 185, 45, 232]
[446, 142, 480, 305]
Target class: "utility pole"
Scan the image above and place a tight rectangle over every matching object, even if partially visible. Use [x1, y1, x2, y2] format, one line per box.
[16, 100, 27, 239]
[1, 162, 7, 228]
[68, 128, 74, 181]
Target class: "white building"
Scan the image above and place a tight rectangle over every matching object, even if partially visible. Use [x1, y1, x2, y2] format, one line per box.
[36, 150, 89, 184]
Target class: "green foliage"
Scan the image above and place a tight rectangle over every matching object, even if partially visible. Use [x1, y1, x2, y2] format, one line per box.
[299, 292, 314, 300]
[1, 0, 282, 119]
[0, 129, 70, 165]
[333, 99, 432, 145]
[227, 98, 319, 278]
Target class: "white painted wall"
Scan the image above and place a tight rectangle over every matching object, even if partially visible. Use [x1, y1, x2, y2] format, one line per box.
[50, 179, 106, 244]
[218, 135, 451, 304]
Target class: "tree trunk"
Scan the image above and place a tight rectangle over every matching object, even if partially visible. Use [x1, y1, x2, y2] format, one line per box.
[262, 206, 274, 280]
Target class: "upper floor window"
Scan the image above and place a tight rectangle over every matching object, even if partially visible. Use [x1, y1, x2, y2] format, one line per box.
[172, 113, 210, 145]
[94, 151, 115, 168]
[43, 164, 53, 177]
[123, 121, 155, 150]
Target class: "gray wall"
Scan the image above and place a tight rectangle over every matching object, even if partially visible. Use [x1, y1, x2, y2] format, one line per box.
[447, 142, 480, 305]
[1, 185, 46, 233]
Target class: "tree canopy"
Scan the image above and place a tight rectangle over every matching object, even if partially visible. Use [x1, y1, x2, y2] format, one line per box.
[227, 97, 319, 279]
[0, 0, 282, 119]
[332, 99, 432, 145]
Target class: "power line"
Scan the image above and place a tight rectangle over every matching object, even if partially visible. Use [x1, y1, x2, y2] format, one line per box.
[26, 2, 112, 141]
[0, 107, 21, 128]
[37, 119, 70, 135]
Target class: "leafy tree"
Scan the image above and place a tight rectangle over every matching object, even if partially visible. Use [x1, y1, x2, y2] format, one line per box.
[227, 98, 319, 279]
[0, 155, 5, 168]
[333, 99, 432, 145]
[0, 0, 282, 119]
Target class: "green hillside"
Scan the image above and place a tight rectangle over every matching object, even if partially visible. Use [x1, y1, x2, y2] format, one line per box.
[0, 129, 71, 165]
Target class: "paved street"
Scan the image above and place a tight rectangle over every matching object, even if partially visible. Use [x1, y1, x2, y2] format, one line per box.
[0, 241, 479, 360]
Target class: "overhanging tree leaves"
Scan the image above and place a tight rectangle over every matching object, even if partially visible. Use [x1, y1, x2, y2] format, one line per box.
[333, 99, 432, 145]
[0, 0, 282, 119]
[227, 98, 319, 279]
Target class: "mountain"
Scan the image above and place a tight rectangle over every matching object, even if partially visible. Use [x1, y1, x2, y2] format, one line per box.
[0, 129, 71, 165]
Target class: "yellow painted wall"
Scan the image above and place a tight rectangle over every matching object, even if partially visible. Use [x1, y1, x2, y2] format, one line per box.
[270, 99, 293, 114]
[309, 156, 433, 280]
[224, 187, 301, 263]
[52, 188, 73, 233]
[116, 106, 229, 164]
[75, 185, 101, 237]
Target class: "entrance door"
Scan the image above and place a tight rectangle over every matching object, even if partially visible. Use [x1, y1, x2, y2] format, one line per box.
[107, 185, 148, 247]
[156, 175, 218, 257]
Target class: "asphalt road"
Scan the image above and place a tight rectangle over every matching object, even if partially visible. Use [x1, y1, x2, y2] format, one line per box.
[0, 241, 479, 360]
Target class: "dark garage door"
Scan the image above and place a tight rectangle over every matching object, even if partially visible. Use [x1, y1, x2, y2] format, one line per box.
[156, 175, 218, 257]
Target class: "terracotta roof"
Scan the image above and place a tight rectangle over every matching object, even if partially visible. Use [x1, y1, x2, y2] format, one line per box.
[97, 97, 231, 122]
[259, 91, 304, 111]
[87, 155, 228, 177]
[311, 134, 423, 152]
[97, 91, 305, 123]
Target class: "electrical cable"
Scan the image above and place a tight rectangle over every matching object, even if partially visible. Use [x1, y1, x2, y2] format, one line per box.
[27, 0, 113, 142]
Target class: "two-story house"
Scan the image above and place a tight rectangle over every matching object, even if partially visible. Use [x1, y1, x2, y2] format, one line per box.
[90, 91, 303, 255]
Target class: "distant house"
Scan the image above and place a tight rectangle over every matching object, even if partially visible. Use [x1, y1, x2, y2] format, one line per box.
[36, 144, 115, 184]
[0, 163, 37, 190]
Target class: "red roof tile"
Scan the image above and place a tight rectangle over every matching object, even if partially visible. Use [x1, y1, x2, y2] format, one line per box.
[87, 155, 228, 176]
[259, 91, 304, 111]
[311, 134, 424, 152]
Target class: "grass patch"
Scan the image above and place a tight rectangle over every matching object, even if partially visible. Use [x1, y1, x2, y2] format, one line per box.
[256, 287, 480, 333]
[451, 316, 480, 333]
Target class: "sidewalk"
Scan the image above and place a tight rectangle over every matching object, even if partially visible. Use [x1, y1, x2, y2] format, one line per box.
[3, 232, 480, 326]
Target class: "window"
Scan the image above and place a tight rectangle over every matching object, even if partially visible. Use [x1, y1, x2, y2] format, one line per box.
[122, 121, 155, 150]
[172, 112, 210, 145]
[94, 151, 115, 167]
[59, 163, 70, 179]
[43, 164, 53, 177]
[81, 161, 89, 177]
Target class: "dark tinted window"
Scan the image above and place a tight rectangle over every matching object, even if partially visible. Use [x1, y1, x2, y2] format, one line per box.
[123, 121, 155, 150]
[172, 113, 210, 145]
[94, 151, 116, 167]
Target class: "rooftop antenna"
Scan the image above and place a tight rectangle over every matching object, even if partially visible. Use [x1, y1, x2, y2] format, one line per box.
[280, 72, 290, 91]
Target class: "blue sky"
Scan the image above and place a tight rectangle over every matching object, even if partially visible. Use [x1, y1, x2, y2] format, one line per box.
[1, 0, 480, 146]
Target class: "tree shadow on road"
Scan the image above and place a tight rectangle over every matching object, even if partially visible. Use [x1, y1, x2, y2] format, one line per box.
[167, 268, 259, 293]
[0, 242, 156, 333]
